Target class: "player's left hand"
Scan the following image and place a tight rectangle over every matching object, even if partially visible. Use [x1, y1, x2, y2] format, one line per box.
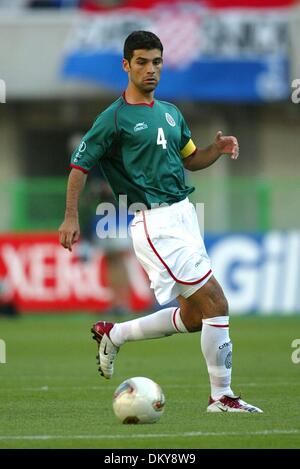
[214, 130, 239, 160]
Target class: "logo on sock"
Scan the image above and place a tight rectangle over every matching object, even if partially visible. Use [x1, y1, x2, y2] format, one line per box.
[225, 351, 232, 369]
[219, 341, 232, 350]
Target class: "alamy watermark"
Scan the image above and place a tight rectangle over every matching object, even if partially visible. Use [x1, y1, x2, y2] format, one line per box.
[0, 339, 6, 364]
[0, 79, 6, 103]
[291, 339, 300, 364]
[291, 79, 300, 104]
[94, 195, 205, 240]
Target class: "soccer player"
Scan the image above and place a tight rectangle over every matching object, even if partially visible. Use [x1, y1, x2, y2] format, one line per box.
[59, 31, 262, 413]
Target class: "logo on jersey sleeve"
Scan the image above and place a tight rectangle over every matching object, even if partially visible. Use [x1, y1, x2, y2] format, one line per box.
[134, 122, 148, 132]
[73, 140, 86, 162]
[165, 113, 176, 127]
[78, 141, 86, 152]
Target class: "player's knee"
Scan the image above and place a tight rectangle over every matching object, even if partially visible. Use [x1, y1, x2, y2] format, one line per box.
[206, 280, 229, 317]
[217, 294, 229, 316]
[187, 318, 203, 332]
[180, 305, 203, 332]
[205, 289, 229, 317]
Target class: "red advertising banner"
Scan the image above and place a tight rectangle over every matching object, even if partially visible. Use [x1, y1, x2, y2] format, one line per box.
[0, 233, 154, 313]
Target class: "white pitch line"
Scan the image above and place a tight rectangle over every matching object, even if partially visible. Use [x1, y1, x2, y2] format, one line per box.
[19, 382, 300, 392]
[0, 429, 299, 441]
[1, 382, 299, 394]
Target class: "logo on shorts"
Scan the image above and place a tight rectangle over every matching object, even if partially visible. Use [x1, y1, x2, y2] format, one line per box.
[165, 113, 176, 127]
[134, 122, 148, 132]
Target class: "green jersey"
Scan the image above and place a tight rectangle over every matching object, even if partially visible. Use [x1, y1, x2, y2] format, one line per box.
[70, 93, 197, 209]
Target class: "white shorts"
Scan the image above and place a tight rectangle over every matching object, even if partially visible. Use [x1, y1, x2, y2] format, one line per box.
[130, 198, 213, 305]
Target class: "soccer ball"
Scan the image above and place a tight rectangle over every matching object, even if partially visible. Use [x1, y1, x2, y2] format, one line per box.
[113, 377, 165, 424]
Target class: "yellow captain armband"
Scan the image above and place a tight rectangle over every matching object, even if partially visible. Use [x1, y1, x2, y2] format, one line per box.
[180, 139, 197, 159]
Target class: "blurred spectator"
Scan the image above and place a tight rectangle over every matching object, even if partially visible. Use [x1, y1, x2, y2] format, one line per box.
[79, 176, 134, 316]
[0, 0, 176, 10]
[79, 0, 175, 10]
[80, 0, 123, 10]
[28, 0, 79, 8]
[0, 278, 19, 318]
[84, 180, 134, 316]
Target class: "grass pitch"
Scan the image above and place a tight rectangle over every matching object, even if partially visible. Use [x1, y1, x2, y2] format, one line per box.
[0, 313, 299, 449]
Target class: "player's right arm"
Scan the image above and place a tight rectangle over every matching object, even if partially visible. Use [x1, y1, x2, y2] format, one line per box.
[58, 106, 117, 252]
[59, 168, 87, 251]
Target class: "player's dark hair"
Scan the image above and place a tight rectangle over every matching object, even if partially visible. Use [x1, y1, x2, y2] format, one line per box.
[123, 31, 163, 63]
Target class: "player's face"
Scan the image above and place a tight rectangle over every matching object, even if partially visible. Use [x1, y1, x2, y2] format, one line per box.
[123, 49, 163, 93]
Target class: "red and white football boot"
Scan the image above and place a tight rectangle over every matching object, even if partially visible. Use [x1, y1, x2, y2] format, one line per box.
[91, 321, 119, 379]
[207, 395, 263, 413]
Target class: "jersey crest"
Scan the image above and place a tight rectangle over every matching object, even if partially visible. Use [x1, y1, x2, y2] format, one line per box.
[165, 112, 176, 127]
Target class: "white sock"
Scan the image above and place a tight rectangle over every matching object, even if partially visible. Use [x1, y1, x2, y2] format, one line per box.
[201, 316, 234, 401]
[110, 307, 187, 347]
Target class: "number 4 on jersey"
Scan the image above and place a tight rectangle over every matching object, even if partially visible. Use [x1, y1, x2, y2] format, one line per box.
[157, 127, 167, 149]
